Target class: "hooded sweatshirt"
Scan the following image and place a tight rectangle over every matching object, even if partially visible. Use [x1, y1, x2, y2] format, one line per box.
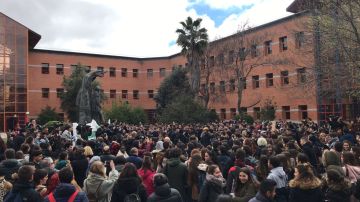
[267, 167, 287, 188]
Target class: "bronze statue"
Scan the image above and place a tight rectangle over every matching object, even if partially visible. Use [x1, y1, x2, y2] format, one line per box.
[76, 70, 105, 124]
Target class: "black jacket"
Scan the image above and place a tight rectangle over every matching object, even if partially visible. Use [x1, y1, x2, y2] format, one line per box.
[198, 180, 224, 202]
[0, 159, 22, 182]
[110, 177, 147, 202]
[147, 183, 183, 202]
[71, 158, 88, 188]
[4, 180, 43, 202]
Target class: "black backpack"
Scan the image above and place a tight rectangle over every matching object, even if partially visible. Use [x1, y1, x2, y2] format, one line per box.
[123, 186, 141, 202]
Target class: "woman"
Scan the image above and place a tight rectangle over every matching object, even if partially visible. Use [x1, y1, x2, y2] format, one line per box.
[288, 163, 323, 202]
[255, 155, 268, 182]
[33, 169, 48, 198]
[137, 156, 155, 196]
[111, 163, 147, 202]
[232, 167, 257, 202]
[84, 146, 94, 160]
[83, 160, 119, 202]
[198, 165, 226, 202]
[325, 169, 353, 202]
[342, 152, 360, 185]
[188, 154, 205, 201]
[71, 148, 89, 188]
[343, 140, 352, 152]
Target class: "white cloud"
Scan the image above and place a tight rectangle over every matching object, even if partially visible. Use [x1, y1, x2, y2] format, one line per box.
[0, 0, 295, 57]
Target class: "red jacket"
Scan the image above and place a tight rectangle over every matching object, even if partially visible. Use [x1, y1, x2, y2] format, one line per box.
[137, 168, 155, 196]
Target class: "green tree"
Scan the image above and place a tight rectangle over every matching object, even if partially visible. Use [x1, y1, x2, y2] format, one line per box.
[60, 64, 105, 122]
[157, 96, 218, 124]
[176, 16, 209, 94]
[104, 102, 147, 124]
[154, 68, 193, 110]
[37, 106, 61, 125]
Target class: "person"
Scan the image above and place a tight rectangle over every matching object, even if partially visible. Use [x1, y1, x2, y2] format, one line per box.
[0, 149, 22, 183]
[198, 165, 226, 202]
[0, 168, 12, 202]
[200, 127, 212, 147]
[288, 163, 323, 202]
[110, 163, 147, 202]
[137, 155, 155, 196]
[126, 147, 143, 169]
[83, 160, 119, 202]
[232, 167, 257, 202]
[147, 173, 183, 202]
[226, 149, 247, 194]
[71, 148, 89, 188]
[341, 151, 360, 184]
[188, 154, 205, 201]
[33, 169, 48, 198]
[4, 165, 43, 202]
[325, 169, 353, 202]
[44, 166, 88, 202]
[249, 179, 277, 202]
[55, 151, 69, 170]
[267, 156, 288, 202]
[163, 148, 189, 201]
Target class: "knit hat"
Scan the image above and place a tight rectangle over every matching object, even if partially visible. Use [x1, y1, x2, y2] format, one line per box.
[257, 137, 268, 147]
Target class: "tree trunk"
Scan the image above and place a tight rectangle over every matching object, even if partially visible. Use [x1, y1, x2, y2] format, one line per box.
[237, 78, 244, 114]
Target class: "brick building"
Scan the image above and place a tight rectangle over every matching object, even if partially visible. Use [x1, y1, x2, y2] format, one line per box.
[0, 0, 358, 130]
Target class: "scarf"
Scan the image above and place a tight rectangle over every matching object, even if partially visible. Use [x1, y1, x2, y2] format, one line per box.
[206, 173, 226, 188]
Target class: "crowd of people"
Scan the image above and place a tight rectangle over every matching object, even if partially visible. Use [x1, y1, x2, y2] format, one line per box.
[0, 116, 359, 202]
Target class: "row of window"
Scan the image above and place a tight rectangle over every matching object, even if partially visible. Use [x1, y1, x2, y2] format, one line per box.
[206, 32, 305, 66]
[202, 68, 306, 93]
[40, 88, 155, 99]
[218, 105, 308, 120]
[40, 64, 172, 78]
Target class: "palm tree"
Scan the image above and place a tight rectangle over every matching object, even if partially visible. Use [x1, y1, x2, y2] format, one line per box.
[176, 16, 208, 95]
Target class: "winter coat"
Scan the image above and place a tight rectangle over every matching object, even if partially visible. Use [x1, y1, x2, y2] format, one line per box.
[126, 155, 143, 169]
[198, 174, 225, 202]
[249, 192, 274, 202]
[147, 183, 183, 202]
[267, 167, 287, 189]
[325, 181, 353, 202]
[0, 159, 22, 182]
[71, 158, 89, 188]
[302, 142, 318, 168]
[233, 182, 257, 202]
[288, 177, 324, 202]
[110, 177, 147, 202]
[343, 164, 360, 184]
[163, 158, 188, 201]
[138, 168, 155, 196]
[4, 180, 43, 202]
[83, 170, 119, 202]
[44, 183, 88, 202]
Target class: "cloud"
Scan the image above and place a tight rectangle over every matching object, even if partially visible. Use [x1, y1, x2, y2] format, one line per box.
[0, 0, 295, 57]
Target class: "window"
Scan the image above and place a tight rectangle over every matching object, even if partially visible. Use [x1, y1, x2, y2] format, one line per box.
[41, 63, 49, 74]
[148, 90, 154, 98]
[159, 68, 166, 77]
[241, 77, 247, 89]
[133, 90, 139, 99]
[297, 68, 306, 84]
[279, 36, 288, 51]
[239, 47, 246, 61]
[251, 45, 259, 58]
[122, 90, 128, 99]
[281, 71, 289, 85]
[253, 107, 261, 119]
[56, 64, 64, 75]
[210, 82, 215, 93]
[219, 81, 226, 93]
[220, 109, 226, 120]
[252, 75, 260, 88]
[56, 88, 64, 98]
[42, 88, 49, 98]
[217, 53, 224, 65]
[109, 67, 116, 77]
[121, 68, 127, 77]
[97, 66, 104, 71]
[266, 73, 274, 87]
[282, 106, 291, 120]
[265, 40, 272, 55]
[299, 105, 308, 119]
[230, 108, 237, 119]
[228, 50, 234, 64]
[240, 107, 247, 114]
[295, 32, 305, 49]
[133, 69, 138, 78]
[110, 90, 116, 99]
[147, 69, 153, 78]
[209, 56, 215, 67]
[230, 79, 235, 92]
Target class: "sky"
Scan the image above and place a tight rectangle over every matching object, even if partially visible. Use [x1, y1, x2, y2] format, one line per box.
[0, 0, 295, 58]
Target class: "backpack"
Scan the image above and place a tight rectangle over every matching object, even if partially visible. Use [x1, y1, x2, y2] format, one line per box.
[85, 180, 103, 202]
[48, 190, 79, 202]
[124, 186, 141, 202]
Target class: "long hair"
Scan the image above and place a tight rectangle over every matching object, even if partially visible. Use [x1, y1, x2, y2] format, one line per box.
[342, 151, 357, 166]
[90, 161, 106, 177]
[188, 154, 203, 185]
[119, 163, 140, 181]
[141, 155, 153, 174]
[234, 167, 255, 194]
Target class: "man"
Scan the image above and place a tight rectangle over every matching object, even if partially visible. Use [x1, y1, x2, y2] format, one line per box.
[249, 179, 277, 202]
[4, 165, 43, 202]
[100, 145, 116, 163]
[147, 173, 183, 202]
[126, 147, 143, 169]
[0, 149, 22, 182]
[300, 136, 318, 169]
[267, 156, 287, 202]
[200, 127, 212, 147]
[45, 167, 88, 202]
[31, 149, 44, 169]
